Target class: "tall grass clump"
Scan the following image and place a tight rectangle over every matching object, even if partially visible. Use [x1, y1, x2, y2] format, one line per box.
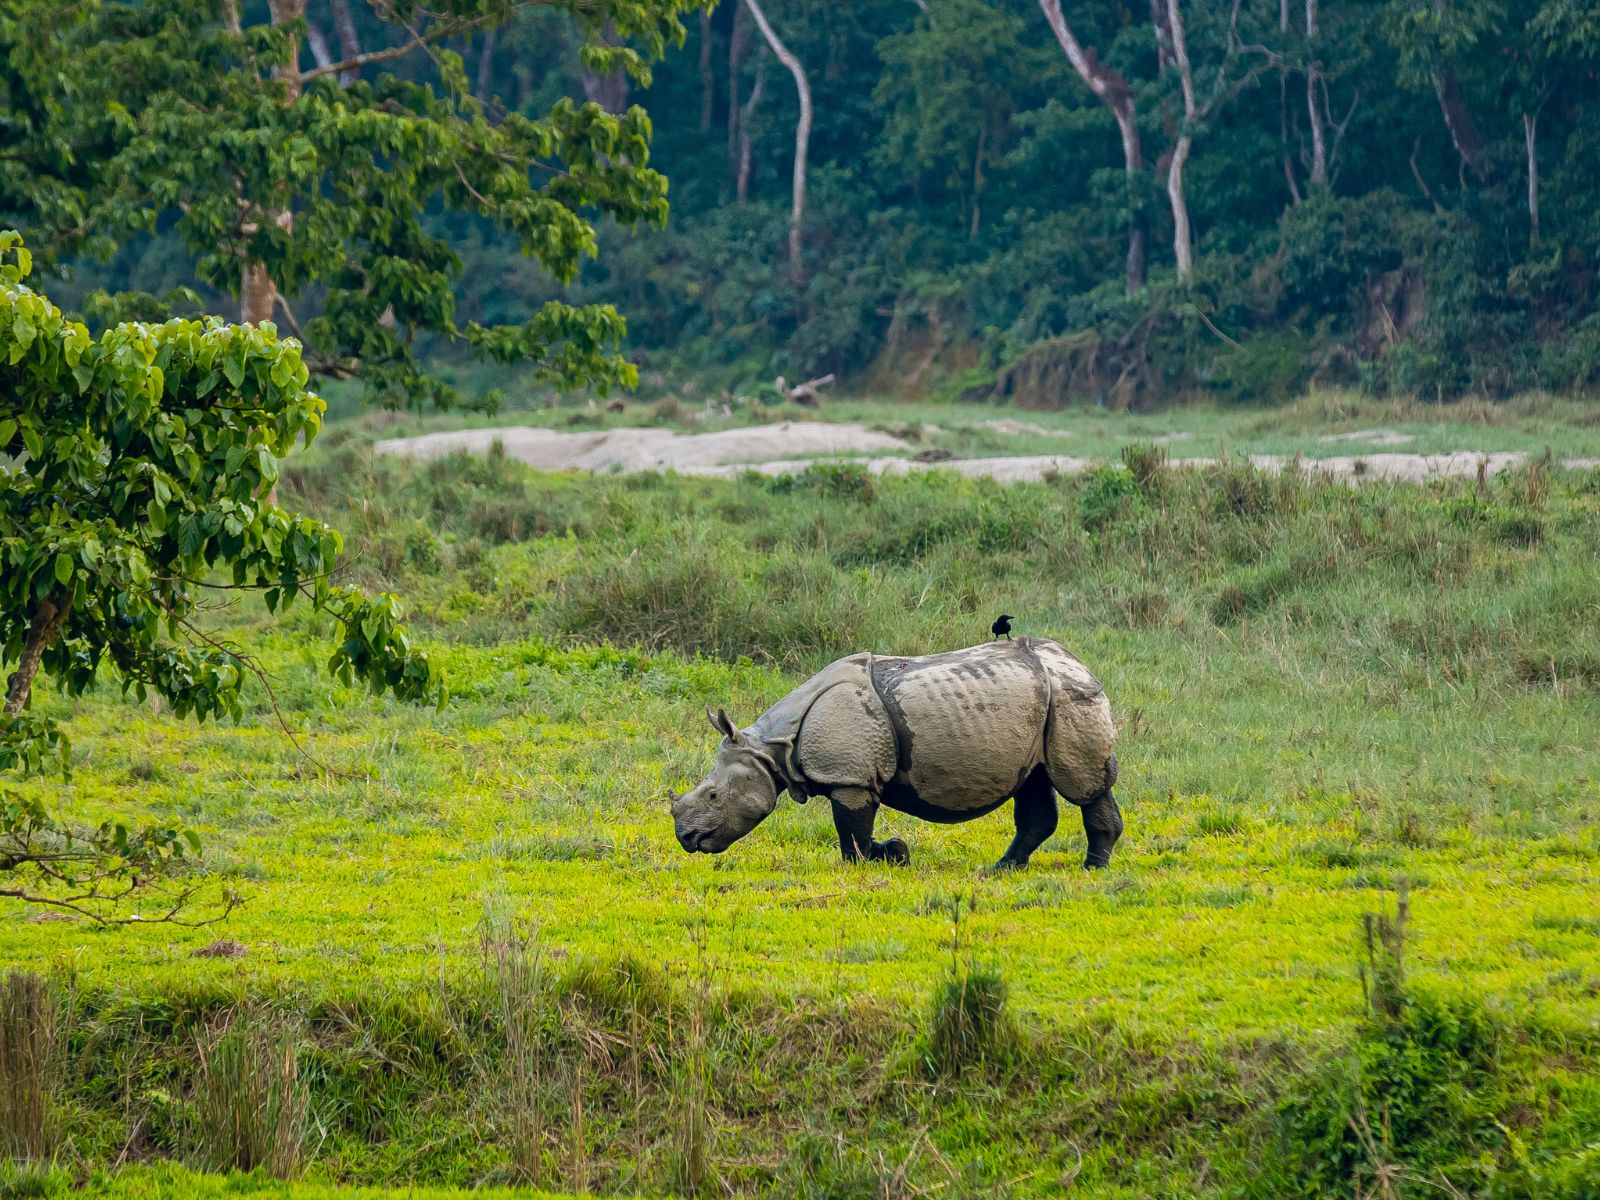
[0, 972, 63, 1165]
[191, 1013, 309, 1177]
[925, 898, 1018, 1077]
[473, 906, 555, 1186]
[926, 963, 1017, 1077]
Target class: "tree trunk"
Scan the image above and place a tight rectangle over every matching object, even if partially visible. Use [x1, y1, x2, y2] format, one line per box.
[477, 28, 497, 102]
[241, 0, 305, 327]
[1429, 0, 1483, 181]
[737, 59, 765, 203]
[579, 21, 630, 114]
[1434, 67, 1484, 180]
[1165, 0, 1196, 283]
[727, 3, 749, 174]
[306, 21, 334, 69]
[743, 0, 811, 284]
[330, 0, 362, 84]
[1279, 0, 1300, 203]
[1167, 137, 1193, 282]
[1305, 0, 1327, 186]
[1524, 111, 1539, 244]
[699, 12, 715, 134]
[4, 595, 70, 718]
[1037, 0, 1146, 294]
[970, 124, 986, 239]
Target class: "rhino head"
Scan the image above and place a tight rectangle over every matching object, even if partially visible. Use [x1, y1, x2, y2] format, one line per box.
[672, 707, 785, 854]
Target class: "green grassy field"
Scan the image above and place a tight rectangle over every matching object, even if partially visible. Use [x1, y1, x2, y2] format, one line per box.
[4, 402, 1600, 1197]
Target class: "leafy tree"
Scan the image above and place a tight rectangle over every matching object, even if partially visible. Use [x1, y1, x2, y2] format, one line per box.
[874, 0, 1029, 239]
[3, 0, 704, 411]
[0, 230, 440, 920]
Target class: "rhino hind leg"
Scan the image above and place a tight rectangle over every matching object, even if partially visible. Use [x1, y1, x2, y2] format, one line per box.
[830, 793, 910, 866]
[1079, 790, 1124, 869]
[995, 767, 1058, 870]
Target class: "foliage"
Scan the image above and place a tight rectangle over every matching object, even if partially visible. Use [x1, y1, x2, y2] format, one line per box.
[0, 0, 706, 411]
[0, 792, 226, 925]
[0, 232, 439, 920]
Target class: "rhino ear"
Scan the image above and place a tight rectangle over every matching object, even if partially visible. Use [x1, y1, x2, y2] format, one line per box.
[706, 706, 740, 741]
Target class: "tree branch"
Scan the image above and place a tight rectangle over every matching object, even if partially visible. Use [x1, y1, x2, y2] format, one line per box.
[298, 14, 496, 84]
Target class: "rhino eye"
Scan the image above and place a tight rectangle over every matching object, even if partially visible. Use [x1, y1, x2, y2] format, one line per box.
[709, 789, 718, 800]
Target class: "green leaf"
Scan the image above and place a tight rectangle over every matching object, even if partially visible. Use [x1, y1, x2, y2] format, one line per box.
[54, 553, 74, 585]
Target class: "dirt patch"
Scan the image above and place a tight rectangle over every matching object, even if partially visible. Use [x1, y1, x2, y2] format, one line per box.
[192, 939, 248, 959]
[375, 422, 1589, 486]
[374, 422, 912, 472]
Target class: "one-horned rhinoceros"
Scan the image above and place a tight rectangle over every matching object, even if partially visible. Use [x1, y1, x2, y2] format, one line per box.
[671, 637, 1122, 870]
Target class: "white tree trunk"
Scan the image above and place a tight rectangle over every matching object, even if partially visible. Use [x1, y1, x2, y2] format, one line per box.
[330, 0, 362, 84]
[743, 0, 811, 283]
[1305, 0, 1327, 186]
[477, 28, 497, 102]
[1524, 112, 1539, 244]
[727, 3, 749, 171]
[1163, 0, 1197, 281]
[699, 12, 715, 133]
[1038, 0, 1145, 293]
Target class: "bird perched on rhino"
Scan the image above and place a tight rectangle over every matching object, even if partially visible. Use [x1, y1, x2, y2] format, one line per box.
[672, 637, 1122, 871]
[991, 613, 1014, 640]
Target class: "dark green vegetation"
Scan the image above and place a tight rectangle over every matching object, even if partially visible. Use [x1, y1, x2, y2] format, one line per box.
[2, 434, 1597, 1196]
[13, 1, 1600, 403]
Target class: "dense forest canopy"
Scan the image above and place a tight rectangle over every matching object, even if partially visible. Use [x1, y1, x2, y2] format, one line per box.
[5, 0, 1600, 405]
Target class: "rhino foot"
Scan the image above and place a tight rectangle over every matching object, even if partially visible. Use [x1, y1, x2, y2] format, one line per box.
[875, 837, 911, 866]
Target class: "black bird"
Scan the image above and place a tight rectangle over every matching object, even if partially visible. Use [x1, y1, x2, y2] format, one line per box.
[991, 614, 1014, 641]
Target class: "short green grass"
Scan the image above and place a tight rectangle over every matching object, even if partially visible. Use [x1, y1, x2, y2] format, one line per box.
[4, 409, 1600, 1196]
[5, 1163, 592, 1199]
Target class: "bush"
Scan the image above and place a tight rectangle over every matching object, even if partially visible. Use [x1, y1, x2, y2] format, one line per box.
[1078, 463, 1140, 532]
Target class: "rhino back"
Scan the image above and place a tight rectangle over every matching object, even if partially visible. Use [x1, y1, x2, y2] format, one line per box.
[872, 641, 1050, 810]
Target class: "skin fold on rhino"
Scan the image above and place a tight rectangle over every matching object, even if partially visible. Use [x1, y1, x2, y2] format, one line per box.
[671, 638, 1122, 870]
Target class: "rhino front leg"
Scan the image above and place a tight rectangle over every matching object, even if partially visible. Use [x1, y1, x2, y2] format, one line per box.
[830, 791, 910, 866]
[1079, 790, 1124, 869]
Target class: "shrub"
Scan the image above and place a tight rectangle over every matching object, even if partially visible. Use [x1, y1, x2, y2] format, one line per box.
[1078, 463, 1140, 532]
[1121, 441, 1169, 494]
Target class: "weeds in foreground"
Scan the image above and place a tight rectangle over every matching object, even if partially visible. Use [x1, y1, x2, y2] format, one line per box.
[665, 921, 713, 1197]
[473, 904, 553, 1186]
[191, 1013, 308, 1177]
[925, 896, 1018, 1077]
[0, 972, 63, 1165]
